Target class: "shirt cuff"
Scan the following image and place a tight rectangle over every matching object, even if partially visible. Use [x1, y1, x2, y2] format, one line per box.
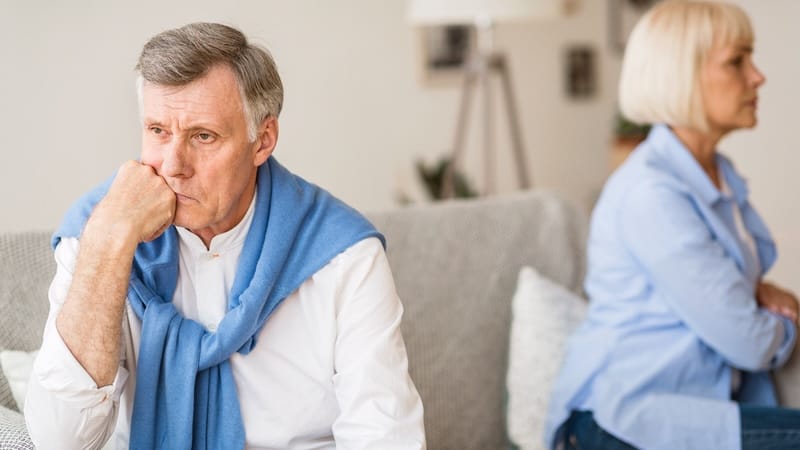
[33, 323, 128, 409]
[770, 315, 797, 369]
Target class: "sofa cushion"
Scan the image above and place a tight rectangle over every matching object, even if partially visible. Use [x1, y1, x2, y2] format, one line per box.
[0, 232, 54, 412]
[366, 191, 587, 450]
[0, 373, 12, 414]
[0, 352, 37, 412]
[506, 266, 587, 450]
[0, 405, 33, 450]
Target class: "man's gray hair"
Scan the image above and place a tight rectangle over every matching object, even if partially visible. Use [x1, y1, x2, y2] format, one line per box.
[135, 22, 283, 142]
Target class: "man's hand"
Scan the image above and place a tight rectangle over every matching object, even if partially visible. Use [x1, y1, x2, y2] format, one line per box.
[86, 160, 176, 246]
[56, 161, 175, 387]
[757, 281, 800, 324]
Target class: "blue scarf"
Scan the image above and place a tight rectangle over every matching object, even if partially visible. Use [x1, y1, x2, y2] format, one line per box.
[53, 158, 384, 449]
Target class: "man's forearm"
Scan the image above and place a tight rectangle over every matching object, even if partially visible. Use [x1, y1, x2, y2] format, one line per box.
[56, 221, 138, 387]
[53, 160, 175, 387]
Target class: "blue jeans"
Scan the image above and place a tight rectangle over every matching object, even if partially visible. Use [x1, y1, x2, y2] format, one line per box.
[562, 411, 636, 450]
[563, 406, 800, 450]
[740, 405, 800, 450]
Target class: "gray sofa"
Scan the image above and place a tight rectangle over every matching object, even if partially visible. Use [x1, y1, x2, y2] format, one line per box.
[0, 191, 588, 449]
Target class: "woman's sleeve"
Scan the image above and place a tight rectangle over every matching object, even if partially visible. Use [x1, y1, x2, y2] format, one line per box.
[618, 183, 796, 371]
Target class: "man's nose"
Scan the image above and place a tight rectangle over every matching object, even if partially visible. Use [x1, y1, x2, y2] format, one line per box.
[160, 139, 192, 178]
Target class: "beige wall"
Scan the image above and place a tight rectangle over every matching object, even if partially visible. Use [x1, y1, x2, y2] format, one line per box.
[0, 0, 613, 232]
[1, 1, 798, 291]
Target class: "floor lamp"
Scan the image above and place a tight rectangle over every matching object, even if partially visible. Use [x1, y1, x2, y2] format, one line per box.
[409, 0, 565, 198]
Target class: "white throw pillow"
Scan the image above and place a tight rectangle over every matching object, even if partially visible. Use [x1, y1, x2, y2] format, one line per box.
[506, 266, 587, 450]
[775, 340, 800, 408]
[0, 350, 38, 411]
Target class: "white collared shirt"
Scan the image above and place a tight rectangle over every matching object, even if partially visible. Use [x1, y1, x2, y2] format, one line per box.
[25, 193, 426, 450]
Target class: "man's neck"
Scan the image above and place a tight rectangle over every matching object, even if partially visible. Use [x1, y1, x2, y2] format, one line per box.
[190, 184, 258, 250]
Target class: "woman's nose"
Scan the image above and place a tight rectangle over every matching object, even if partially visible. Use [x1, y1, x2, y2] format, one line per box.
[750, 63, 766, 88]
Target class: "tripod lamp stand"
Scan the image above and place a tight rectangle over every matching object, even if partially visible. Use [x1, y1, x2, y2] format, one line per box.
[409, 0, 566, 198]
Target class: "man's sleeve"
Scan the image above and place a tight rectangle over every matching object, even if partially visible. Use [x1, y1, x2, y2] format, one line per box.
[24, 237, 127, 450]
[618, 183, 796, 371]
[330, 238, 426, 449]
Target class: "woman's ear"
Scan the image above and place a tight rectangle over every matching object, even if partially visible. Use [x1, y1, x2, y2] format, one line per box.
[254, 116, 279, 166]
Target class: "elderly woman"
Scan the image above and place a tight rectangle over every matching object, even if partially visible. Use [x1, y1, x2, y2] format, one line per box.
[544, 1, 800, 449]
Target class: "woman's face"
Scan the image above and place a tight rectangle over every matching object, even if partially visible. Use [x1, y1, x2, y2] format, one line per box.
[700, 41, 765, 136]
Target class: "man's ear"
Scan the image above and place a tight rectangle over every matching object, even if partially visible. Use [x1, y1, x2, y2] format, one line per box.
[253, 116, 278, 166]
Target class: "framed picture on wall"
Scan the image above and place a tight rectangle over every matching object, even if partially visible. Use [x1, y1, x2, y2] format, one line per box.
[565, 45, 596, 99]
[414, 24, 475, 86]
[608, 0, 660, 52]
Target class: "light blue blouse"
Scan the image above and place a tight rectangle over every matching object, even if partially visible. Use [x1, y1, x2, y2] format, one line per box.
[544, 124, 796, 450]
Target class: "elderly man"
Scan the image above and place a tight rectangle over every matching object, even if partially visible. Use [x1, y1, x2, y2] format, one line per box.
[25, 22, 425, 449]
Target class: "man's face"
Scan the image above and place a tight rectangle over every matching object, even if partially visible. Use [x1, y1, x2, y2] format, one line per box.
[140, 64, 276, 245]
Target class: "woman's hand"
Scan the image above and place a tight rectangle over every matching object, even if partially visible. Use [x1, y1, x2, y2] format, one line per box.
[757, 281, 800, 324]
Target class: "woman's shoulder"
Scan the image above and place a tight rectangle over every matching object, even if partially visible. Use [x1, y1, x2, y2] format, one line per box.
[601, 143, 693, 208]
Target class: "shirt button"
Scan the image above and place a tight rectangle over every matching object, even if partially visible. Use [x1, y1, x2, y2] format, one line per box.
[207, 323, 218, 332]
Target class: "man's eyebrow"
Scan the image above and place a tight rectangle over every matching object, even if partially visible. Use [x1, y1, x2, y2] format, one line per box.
[142, 118, 165, 127]
[142, 119, 227, 134]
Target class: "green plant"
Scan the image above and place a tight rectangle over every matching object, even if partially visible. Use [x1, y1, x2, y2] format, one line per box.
[614, 111, 651, 138]
[415, 157, 478, 200]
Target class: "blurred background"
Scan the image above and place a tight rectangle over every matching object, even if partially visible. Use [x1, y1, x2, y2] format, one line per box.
[1, 0, 798, 291]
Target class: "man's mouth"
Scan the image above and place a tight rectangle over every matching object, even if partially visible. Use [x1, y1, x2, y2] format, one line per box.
[175, 193, 195, 203]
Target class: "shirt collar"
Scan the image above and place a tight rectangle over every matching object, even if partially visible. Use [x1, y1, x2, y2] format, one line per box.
[647, 124, 749, 207]
[718, 156, 750, 207]
[176, 187, 258, 254]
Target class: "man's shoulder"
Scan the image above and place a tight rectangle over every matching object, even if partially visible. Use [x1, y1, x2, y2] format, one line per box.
[326, 237, 385, 270]
[305, 236, 390, 293]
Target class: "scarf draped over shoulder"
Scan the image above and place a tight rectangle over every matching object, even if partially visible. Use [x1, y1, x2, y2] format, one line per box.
[53, 157, 384, 449]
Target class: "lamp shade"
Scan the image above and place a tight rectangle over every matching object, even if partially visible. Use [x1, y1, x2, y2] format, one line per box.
[408, 0, 563, 25]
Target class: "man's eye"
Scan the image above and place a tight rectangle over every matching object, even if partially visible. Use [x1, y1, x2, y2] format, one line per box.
[197, 133, 214, 142]
[150, 127, 163, 135]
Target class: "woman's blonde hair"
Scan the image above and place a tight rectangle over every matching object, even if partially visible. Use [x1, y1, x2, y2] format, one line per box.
[618, 0, 754, 133]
